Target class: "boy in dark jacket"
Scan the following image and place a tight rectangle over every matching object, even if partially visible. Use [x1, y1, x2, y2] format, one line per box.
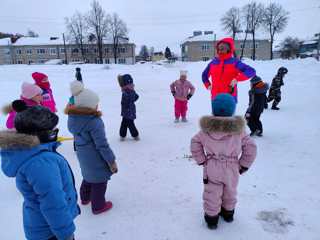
[267, 67, 288, 110]
[118, 74, 140, 141]
[245, 76, 269, 137]
[0, 104, 78, 240]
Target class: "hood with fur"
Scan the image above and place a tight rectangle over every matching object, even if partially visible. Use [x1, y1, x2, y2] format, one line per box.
[0, 131, 59, 177]
[64, 105, 102, 117]
[199, 115, 245, 134]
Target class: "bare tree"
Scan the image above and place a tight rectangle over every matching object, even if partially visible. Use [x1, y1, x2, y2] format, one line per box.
[240, 5, 251, 59]
[26, 29, 39, 37]
[139, 45, 149, 61]
[262, 2, 289, 60]
[86, 0, 108, 64]
[107, 13, 128, 64]
[221, 7, 241, 40]
[243, 2, 264, 60]
[65, 11, 88, 61]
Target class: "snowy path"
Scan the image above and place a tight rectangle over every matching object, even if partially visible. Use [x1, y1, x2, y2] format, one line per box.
[0, 59, 319, 239]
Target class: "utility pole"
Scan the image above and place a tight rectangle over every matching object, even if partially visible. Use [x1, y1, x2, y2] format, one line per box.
[62, 33, 68, 64]
[213, 33, 217, 57]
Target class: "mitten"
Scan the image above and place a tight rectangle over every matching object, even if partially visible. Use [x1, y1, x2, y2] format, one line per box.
[239, 166, 248, 175]
[171, 91, 176, 97]
[187, 94, 192, 100]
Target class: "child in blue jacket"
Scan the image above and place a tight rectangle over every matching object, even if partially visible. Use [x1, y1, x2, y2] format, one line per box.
[0, 103, 79, 240]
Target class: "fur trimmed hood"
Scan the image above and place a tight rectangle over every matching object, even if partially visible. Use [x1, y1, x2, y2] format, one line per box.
[64, 105, 102, 117]
[0, 131, 40, 149]
[199, 115, 245, 134]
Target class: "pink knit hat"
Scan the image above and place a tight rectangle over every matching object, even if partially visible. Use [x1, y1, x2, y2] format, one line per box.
[21, 82, 43, 99]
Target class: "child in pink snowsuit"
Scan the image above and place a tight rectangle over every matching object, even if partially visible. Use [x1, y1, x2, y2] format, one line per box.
[190, 93, 257, 229]
[170, 70, 195, 122]
[6, 82, 43, 129]
[32, 72, 57, 112]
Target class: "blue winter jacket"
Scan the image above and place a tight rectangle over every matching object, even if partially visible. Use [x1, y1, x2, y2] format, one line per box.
[121, 86, 139, 120]
[0, 131, 79, 240]
[66, 107, 116, 183]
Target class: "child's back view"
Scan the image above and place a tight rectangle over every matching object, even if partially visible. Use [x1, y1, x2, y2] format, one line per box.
[190, 94, 257, 229]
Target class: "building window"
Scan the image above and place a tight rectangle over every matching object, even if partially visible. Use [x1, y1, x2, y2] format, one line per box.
[39, 60, 46, 63]
[202, 57, 210, 61]
[28, 60, 33, 65]
[94, 48, 98, 53]
[17, 60, 23, 64]
[105, 48, 109, 53]
[105, 58, 110, 64]
[37, 49, 46, 54]
[118, 58, 126, 64]
[26, 49, 32, 55]
[60, 48, 65, 53]
[240, 44, 244, 49]
[16, 49, 22, 55]
[72, 48, 79, 53]
[50, 48, 57, 55]
[202, 44, 210, 52]
[117, 47, 126, 53]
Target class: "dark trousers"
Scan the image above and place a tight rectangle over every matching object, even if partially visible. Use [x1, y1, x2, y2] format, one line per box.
[119, 118, 139, 138]
[267, 92, 281, 107]
[80, 180, 107, 211]
[247, 113, 263, 133]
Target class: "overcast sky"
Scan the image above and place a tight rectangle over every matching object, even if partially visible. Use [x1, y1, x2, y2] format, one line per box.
[0, 0, 319, 53]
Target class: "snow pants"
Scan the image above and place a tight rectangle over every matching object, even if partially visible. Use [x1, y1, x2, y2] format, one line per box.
[203, 160, 239, 217]
[174, 99, 188, 119]
[80, 180, 107, 212]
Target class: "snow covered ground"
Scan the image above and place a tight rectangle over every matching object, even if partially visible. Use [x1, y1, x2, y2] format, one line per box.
[0, 58, 319, 239]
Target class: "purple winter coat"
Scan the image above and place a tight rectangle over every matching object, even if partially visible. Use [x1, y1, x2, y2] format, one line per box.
[190, 116, 257, 216]
[121, 84, 139, 120]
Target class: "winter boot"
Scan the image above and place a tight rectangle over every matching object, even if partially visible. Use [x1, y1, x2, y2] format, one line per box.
[271, 102, 280, 110]
[256, 130, 263, 137]
[204, 214, 219, 229]
[250, 131, 257, 137]
[174, 118, 179, 123]
[134, 136, 140, 141]
[181, 117, 188, 122]
[120, 137, 125, 142]
[92, 201, 113, 215]
[271, 106, 280, 110]
[219, 207, 234, 222]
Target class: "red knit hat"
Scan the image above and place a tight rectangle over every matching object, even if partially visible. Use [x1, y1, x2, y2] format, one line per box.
[32, 72, 50, 89]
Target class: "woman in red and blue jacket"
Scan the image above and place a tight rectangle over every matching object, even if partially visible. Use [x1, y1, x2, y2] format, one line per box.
[202, 37, 256, 103]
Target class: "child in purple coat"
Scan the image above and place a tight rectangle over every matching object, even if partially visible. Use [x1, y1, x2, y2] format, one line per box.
[118, 74, 140, 141]
[190, 94, 257, 229]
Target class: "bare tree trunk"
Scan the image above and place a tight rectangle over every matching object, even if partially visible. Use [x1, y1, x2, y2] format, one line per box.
[252, 31, 256, 60]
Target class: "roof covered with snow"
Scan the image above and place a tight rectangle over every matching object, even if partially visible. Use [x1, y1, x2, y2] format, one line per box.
[0, 38, 12, 46]
[182, 32, 270, 44]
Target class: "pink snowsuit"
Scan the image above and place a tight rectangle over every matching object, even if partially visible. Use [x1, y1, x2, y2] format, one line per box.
[170, 79, 195, 119]
[41, 88, 57, 112]
[6, 98, 40, 129]
[190, 116, 257, 217]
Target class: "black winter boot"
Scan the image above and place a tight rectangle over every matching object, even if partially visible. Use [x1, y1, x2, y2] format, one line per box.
[204, 214, 219, 229]
[271, 102, 280, 110]
[219, 207, 234, 222]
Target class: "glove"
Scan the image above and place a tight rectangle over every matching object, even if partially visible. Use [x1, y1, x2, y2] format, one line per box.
[239, 166, 248, 175]
[230, 79, 237, 87]
[110, 162, 118, 174]
[245, 112, 251, 120]
[171, 91, 176, 97]
[187, 94, 192, 100]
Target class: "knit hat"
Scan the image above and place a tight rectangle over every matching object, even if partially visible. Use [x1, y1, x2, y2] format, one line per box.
[278, 67, 288, 75]
[14, 106, 58, 134]
[21, 82, 42, 99]
[212, 94, 236, 117]
[122, 74, 134, 86]
[70, 80, 84, 96]
[250, 75, 262, 84]
[74, 88, 100, 109]
[32, 72, 50, 89]
[180, 70, 188, 76]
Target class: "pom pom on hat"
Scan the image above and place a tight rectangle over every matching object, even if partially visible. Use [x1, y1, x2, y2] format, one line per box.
[70, 80, 84, 96]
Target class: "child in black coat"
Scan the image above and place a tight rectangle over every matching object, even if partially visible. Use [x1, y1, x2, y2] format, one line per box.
[267, 67, 288, 110]
[245, 76, 269, 136]
[118, 74, 140, 141]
